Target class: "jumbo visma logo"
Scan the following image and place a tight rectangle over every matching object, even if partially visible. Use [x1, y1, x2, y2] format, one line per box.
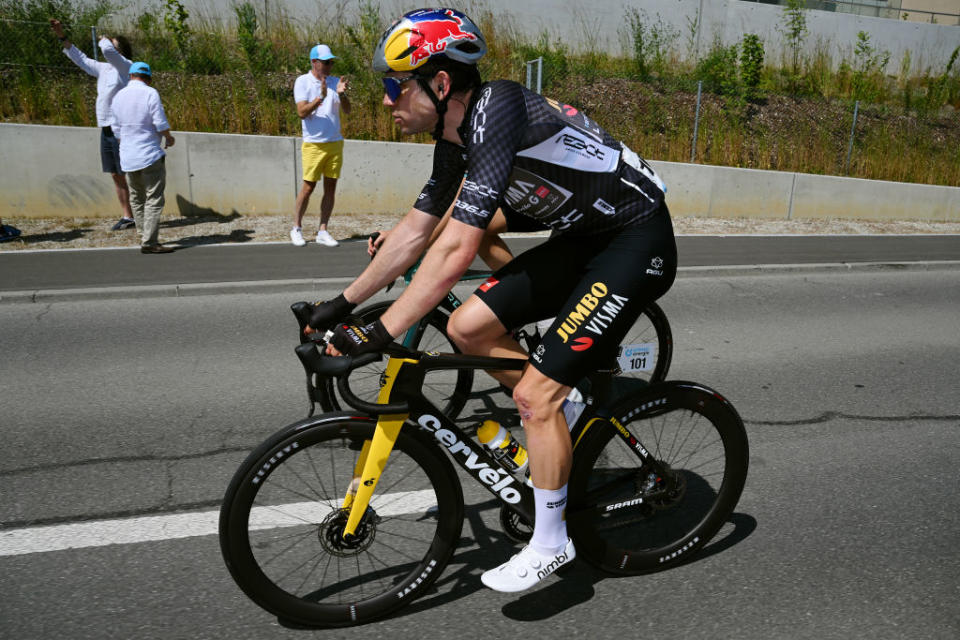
[556, 282, 630, 348]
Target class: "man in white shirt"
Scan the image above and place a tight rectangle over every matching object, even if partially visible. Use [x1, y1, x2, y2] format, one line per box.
[290, 44, 351, 247]
[50, 19, 136, 231]
[111, 62, 176, 254]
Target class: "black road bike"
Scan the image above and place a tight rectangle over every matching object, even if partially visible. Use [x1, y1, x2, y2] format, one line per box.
[219, 336, 749, 627]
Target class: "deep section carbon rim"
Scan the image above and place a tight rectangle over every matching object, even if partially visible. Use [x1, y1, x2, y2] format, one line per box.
[220, 419, 463, 626]
[568, 384, 748, 574]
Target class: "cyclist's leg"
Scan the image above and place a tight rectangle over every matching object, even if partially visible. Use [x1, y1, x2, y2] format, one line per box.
[447, 231, 588, 389]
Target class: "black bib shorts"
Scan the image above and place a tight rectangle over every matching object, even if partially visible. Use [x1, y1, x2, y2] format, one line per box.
[473, 209, 677, 387]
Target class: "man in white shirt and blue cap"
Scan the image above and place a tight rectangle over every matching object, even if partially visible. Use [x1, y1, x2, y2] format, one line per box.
[290, 44, 351, 247]
[111, 62, 177, 254]
[50, 18, 137, 231]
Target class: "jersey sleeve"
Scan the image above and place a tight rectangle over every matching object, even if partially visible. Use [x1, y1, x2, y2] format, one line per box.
[450, 82, 529, 229]
[413, 140, 467, 217]
[63, 44, 101, 78]
[99, 37, 131, 76]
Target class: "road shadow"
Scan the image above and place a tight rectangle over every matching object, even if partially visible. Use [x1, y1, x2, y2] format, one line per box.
[499, 511, 757, 622]
[170, 228, 256, 247]
[164, 194, 242, 228]
[7, 228, 92, 245]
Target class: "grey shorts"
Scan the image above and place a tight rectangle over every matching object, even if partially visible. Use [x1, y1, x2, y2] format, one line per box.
[100, 126, 122, 174]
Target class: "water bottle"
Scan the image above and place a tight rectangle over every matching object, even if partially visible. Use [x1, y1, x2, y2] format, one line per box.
[476, 420, 528, 473]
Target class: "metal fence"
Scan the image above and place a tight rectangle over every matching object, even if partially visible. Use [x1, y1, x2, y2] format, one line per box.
[0, 18, 102, 69]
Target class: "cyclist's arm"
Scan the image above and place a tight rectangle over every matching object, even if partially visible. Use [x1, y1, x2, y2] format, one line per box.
[343, 208, 439, 304]
[478, 210, 512, 270]
[378, 217, 485, 337]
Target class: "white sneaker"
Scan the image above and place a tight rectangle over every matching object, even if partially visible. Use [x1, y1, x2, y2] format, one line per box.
[480, 538, 575, 593]
[315, 229, 339, 247]
[290, 227, 306, 247]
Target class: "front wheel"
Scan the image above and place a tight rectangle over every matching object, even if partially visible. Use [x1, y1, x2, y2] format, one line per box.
[567, 382, 749, 575]
[219, 416, 464, 627]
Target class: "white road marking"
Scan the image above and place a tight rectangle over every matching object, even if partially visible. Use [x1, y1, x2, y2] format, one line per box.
[0, 490, 437, 558]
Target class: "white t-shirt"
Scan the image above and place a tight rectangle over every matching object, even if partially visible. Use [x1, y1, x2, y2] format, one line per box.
[111, 79, 171, 172]
[293, 73, 343, 143]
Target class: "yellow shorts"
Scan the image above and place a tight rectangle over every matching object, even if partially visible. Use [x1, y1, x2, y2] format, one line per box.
[301, 140, 344, 181]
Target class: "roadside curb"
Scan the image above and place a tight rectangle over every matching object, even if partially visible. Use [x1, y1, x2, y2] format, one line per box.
[2, 260, 959, 304]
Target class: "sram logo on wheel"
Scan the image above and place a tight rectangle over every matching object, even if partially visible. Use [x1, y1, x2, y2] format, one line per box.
[417, 414, 521, 504]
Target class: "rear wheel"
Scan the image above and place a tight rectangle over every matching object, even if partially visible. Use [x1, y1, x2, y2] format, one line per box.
[220, 417, 464, 627]
[567, 382, 748, 575]
[323, 301, 473, 419]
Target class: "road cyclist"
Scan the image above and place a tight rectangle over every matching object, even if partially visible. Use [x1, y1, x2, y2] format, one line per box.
[220, 315, 749, 626]
[301, 8, 678, 593]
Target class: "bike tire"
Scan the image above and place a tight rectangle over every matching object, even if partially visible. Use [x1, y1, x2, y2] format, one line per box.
[567, 381, 748, 575]
[322, 301, 474, 419]
[220, 415, 464, 627]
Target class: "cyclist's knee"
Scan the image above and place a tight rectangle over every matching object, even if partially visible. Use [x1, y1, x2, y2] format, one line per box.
[513, 372, 566, 426]
[448, 301, 502, 352]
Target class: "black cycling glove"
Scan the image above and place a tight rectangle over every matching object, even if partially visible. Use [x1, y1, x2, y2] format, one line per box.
[329, 318, 394, 356]
[308, 293, 356, 332]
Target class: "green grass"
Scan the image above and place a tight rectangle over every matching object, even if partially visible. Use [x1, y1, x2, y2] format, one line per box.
[1, 0, 958, 186]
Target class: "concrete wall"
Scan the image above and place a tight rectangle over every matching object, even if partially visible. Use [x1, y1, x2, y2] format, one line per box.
[2, 123, 957, 222]
[106, 0, 960, 72]
[0, 124, 432, 219]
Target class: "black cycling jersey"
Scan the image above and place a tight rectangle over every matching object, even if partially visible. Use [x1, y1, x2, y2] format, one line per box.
[415, 80, 667, 236]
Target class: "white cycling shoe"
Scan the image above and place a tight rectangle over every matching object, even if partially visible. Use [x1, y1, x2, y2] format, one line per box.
[480, 538, 575, 593]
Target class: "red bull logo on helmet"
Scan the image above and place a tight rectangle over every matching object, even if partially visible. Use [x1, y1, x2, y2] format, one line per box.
[403, 9, 478, 69]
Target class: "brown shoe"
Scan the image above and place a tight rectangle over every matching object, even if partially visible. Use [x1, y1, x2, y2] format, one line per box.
[141, 244, 175, 254]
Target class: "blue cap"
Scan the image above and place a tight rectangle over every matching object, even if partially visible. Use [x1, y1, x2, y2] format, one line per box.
[309, 44, 335, 61]
[129, 61, 152, 77]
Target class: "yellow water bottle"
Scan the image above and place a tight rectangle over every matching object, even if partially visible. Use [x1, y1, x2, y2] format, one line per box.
[476, 420, 528, 473]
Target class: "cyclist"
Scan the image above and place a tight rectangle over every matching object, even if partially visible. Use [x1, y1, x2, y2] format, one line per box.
[305, 7, 677, 593]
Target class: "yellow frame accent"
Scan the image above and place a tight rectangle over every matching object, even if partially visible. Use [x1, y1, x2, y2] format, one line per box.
[341, 356, 416, 537]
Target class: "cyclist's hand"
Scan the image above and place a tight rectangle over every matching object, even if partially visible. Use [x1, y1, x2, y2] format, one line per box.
[302, 293, 356, 336]
[326, 318, 393, 356]
[367, 230, 387, 258]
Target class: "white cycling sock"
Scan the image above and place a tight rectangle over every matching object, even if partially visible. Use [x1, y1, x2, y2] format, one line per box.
[530, 484, 568, 556]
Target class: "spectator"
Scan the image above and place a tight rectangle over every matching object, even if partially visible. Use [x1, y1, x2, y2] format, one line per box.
[111, 62, 176, 254]
[0, 219, 22, 243]
[290, 44, 351, 247]
[50, 19, 136, 231]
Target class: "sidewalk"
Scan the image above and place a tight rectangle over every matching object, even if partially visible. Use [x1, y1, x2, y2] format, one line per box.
[2, 213, 960, 252]
[3, 233, 960, 304]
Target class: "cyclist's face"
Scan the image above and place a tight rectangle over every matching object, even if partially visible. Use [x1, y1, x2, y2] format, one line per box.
[382, 72, 437, 135]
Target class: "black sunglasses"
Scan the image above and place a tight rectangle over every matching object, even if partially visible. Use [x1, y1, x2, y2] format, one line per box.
[382, 74, 418, 101]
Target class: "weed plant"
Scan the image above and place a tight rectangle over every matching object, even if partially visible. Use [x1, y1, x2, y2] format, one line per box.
[1, 0, 958, 186]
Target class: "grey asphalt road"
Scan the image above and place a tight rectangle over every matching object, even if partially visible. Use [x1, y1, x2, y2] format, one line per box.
[1, 267, 958, 639]
[2, 234, 960, 294]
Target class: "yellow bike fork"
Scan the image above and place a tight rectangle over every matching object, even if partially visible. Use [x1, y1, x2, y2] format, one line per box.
[340, 356, 416, 538]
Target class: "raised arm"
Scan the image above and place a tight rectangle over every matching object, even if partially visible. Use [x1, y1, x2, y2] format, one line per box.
[50, 18, 100, 77]
[98, 36, 131, 76]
